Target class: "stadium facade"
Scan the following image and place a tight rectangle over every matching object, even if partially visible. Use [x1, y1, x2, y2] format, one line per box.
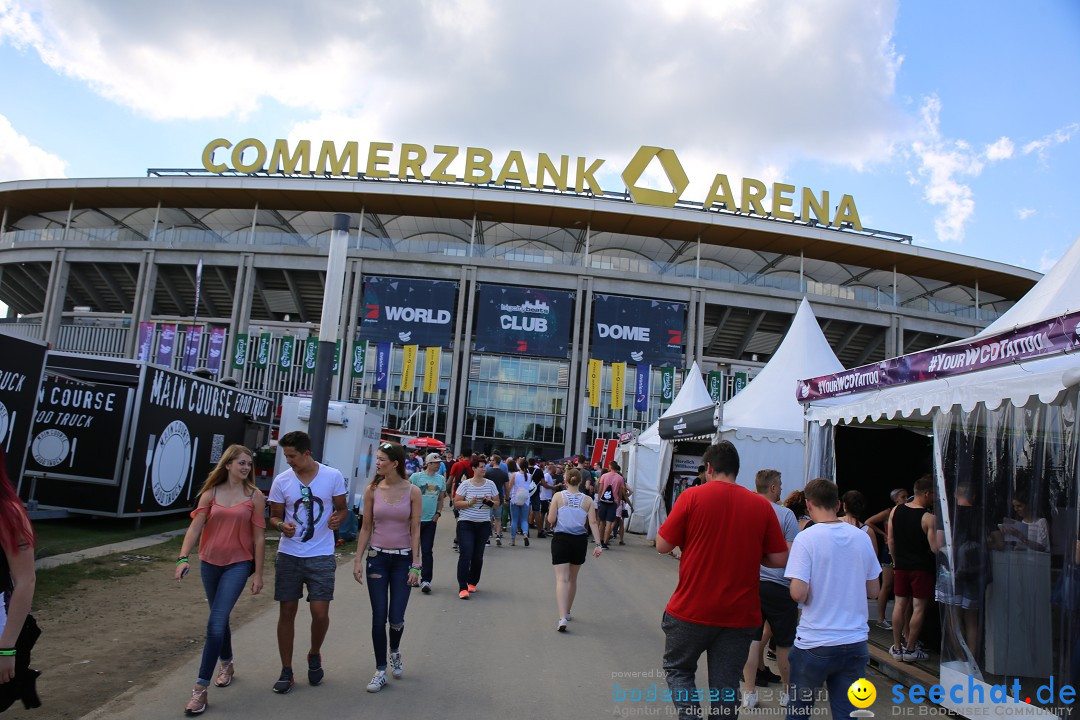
[0, 139, 1040, 459]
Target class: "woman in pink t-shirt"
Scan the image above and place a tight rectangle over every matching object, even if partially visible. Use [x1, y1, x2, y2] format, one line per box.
[175, 444, 266, 715]
[596, 461, 625, 549]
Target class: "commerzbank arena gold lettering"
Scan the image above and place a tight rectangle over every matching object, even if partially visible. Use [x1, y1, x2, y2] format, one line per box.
[201, 138, 862, 230]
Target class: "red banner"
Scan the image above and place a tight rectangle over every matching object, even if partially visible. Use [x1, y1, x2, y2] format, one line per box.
[590, 438, 606, 467]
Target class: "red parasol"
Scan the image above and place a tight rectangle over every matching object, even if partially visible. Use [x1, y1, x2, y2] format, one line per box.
[406, 437, 446, 450]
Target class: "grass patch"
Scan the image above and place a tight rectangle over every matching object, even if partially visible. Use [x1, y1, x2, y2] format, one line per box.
[32, 514, 189, 560]
[35, 537, 185, 604]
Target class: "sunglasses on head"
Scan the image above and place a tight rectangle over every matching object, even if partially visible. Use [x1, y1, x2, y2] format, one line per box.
[380, 442, 394, 450]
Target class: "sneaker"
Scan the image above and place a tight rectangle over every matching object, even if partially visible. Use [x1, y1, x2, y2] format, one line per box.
[524, 536, 530, 547]
[272, 667, 294, 694]
[467, 583, 478, 593]
[184, 686, 208, 715]
[557, 617, 568, 632]
[537, 531, 547, 539]
[765, 649, 777, 662]
[452, 542, 459, 552]
[902, 647, 929, 663]
[495, 536, 502, 546]
[877, 619, 893, 630]
[459, 589, 470, 599]
[742, 690, 758, 709]
[390, 651, 403, 679]
[214, 660, 235, 688]
[307, 653, 323, 686]
[420, 581, 431, 594]
[779, 691, 790, 707]
[756, 668, 782, 686]
[889, 645, 904, 660]
[485, 539, 491, 546]
[366, 669, 387, 693]
[564, 613, 572, 622]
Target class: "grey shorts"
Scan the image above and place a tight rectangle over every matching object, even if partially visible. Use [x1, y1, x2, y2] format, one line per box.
[274, 553, 337, 602]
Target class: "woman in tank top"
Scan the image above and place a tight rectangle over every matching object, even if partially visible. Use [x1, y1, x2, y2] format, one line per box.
[506, 459, 531, 546]
[0, 445, 37, 697]
[353, 441, 422, 693]
[547, 469, 604, 632]
[175, 444, 266, 715]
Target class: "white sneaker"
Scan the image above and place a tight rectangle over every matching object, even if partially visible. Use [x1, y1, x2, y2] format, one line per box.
[564, 613, 572, 622]
[902, 647, 929, 662]
[390, 651, 403, 678]
[889, 644, 904, 660]
[366, 670, 387, 692]
[742, 690, 758, 709]
[557, 617, 568, 632]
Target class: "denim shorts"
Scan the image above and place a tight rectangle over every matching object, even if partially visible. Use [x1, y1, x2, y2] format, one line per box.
[274, 553, 337, 602]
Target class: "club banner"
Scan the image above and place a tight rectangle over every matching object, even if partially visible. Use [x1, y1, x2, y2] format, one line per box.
[591, 294, 685, 365]
[351, 342, 367, 377]
[255, 333, 271, 368]
[587, 359, 602, 408]
[231, 333, 248, 369]
[374, 342, 392, 390]
[360, 276, 458, 348]
[424, 347, 440, 394]
[136, 322, 155, 362]
[206, 327, 226, 373]
[708, 371, 724, 403]
[610, 362, 626, 410]
[302, 338, 318, 374]
[634, 364, 651, 412]
[474, 284, 574, 358]
[797, 308, 1080, 403]
[156, 324, 177, 366]
[401, 344, 418, 392]
[279, 336, 295, 369]
[181, 326, 202, 372]
[660, 366, 675, 403]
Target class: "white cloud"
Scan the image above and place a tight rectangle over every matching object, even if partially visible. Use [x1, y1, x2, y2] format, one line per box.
[0, 0, 909, 199]
[984, 136, 1014, 161]
[1015, 207, 1035, 220]
[1037, 250, 1059, 274]
[0, 113, 66, 180]
[1022, 123, 1079, 162]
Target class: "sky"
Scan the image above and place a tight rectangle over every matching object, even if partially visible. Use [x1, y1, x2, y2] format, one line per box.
[1, 0, 1078, 279]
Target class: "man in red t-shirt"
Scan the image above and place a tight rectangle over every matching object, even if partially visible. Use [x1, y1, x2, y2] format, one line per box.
[447, 453, 474, 551]
[656, 441, 788, 719]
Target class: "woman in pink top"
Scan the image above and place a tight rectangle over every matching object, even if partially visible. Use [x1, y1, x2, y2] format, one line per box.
[596, 460, 625, 549]
[352, 441, 422, 693]
[175, 444, 266, 715]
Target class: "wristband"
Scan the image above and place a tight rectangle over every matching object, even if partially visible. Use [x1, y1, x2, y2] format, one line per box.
[408, 567, 421, 576]
[176, 557, 189, 565]
[0, 649, 15, 657]
[277, 521, 284, 531]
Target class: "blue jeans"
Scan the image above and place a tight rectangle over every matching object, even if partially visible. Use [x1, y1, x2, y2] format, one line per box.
[197, 559, 252, 686]
[509, 503, 529, 537]
[787, 642, 869, 719]
[456, 521, 491, 590]
[366, 550, 413, 670]
[419, 521, 438, 583]
[662, 612, 757, 719]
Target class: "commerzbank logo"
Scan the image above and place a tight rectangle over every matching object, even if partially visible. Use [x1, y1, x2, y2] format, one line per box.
[620, 146, 690, 208]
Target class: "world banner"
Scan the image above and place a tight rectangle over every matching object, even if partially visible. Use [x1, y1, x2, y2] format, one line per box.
[359, 276, 458, 348]
[474, 284, 574, 358]
[634, 364, 651, 412]
[797, 309, 1080, 402]
[591, 294, 685, 365]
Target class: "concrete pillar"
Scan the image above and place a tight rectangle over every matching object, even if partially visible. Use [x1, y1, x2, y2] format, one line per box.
[336, 257, 363, 401]
[564, 274, 587, 458]
[451, 266, 477, 453]
[125, 249, 157, 357]
[41, 248, 70, 347]
[573, 277, 595, 456]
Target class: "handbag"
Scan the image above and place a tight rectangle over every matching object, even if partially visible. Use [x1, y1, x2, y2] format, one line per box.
[0, 613, 42, 711]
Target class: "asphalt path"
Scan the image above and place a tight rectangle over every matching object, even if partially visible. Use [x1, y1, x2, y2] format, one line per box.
[80, 522, 906, 719]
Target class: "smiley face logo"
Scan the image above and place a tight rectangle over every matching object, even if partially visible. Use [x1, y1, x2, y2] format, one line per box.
[848, 678, 876, 709]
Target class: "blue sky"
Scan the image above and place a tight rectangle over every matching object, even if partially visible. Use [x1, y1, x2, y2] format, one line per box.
[1, 0, 1077, 276]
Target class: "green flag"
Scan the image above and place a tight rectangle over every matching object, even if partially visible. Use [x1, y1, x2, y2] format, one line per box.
[280, 336, 295, 369]
[708, 371, 724, 403]
[351, 342, 367, 377]
[254, 332, 271, 368]
[231, 333, 248, 369]
[302, 338, 318, 374]
[660, 366, 675, 403]
[734, 371, 748, 394]
[333, 340, 341, 375]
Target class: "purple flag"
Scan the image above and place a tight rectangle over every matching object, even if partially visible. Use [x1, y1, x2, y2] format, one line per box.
[136, 322, 155, 362]
[634, 364, 651, 412]
[156, 324, 177, 366]
[206, 327, 227, 373]
[374, 342, 392, 390]
[182, 326, 203, 372]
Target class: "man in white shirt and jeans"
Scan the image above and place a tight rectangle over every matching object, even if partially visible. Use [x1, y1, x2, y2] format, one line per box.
[784, 477, 880, 719]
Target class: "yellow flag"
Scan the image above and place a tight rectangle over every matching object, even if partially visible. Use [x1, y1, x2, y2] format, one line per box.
[401, 344, 418, 392]
[587, 359, 602, 408]
[423, 347, 440, 394]
[610, 362, 626, 409]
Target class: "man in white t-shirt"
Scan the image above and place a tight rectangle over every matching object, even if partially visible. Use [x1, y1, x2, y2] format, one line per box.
[268, 431, 348, 695]
[784, 477, 880, 719]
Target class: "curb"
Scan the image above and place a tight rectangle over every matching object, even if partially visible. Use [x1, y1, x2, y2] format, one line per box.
[35, 529, 187, 570]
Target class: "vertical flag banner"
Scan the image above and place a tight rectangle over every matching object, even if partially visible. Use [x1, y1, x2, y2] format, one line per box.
[423, 347, 440, 394]
[279, 335, 294, 369]
[734, 371, 748, 394]
[660, 366, 675, 403]
[374, 342, 392, 390]
[302, 338, 318, 374]
[193, 256, 204, 318]
[587, 359, 602, 408]
[708, 371, 724, 403]
[231, 333, 249, 369]
[206, 327, 226, 373]
[255, 332, 272, 368]
[156, 324, 177, 366]
[333, 340, 341, 375]
[181, 326, 202, 372]
[603, 439, 618, 469]
[136, 322, 155, 362]
[351, 342, 367, 377]
[610, 362, 626, 410]
[634, 364, 651, 412]
[401, 344, 418, 392]
[590, 438, 606, 467]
